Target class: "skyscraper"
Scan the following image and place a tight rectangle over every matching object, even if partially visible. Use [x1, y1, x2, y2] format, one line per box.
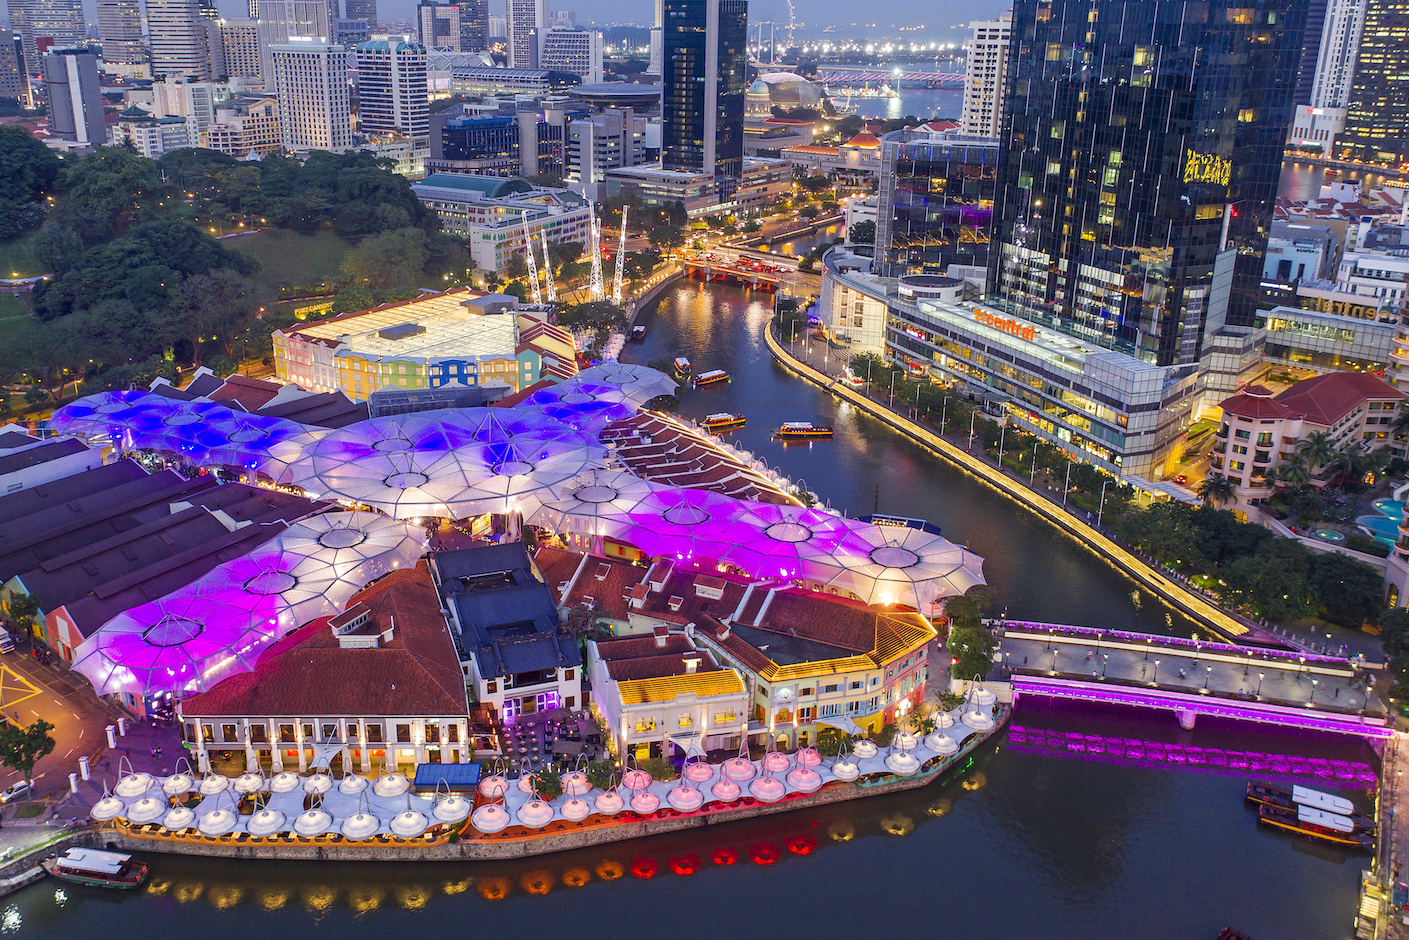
[458, 0, 487, 51]
[507, 0, 546, 68]
[356, 39, 428, 145]
[344, 0, 376, 21]
[538, 28, 602, 83]
[0, 31, 25, 101]
[43, 47, 106, 145]
[1309, 0, 1367, 107]
[258, 0, 332, 93]
[271, 41, 351, 151]
[148, 0, 213, 80]
[987, 0, 1308, 369]
[959, 17, 1010, 138]
[417, 0, 461, 50]
[1337, 0, 1409, 166]
[7, 0, 85, 73]
[660, 0, 747, 186]
[97, 0, 146, 66]
[219, 18, 263, 79]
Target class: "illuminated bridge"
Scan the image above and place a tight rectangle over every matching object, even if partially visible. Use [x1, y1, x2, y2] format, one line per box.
[816, 69, 965, 88]
[994, 621, 1391, 738]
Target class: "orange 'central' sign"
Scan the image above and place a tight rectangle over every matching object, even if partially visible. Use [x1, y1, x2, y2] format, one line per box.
[974, 310, 1036, 341]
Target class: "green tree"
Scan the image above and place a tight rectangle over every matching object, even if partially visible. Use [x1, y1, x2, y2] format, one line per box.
[56, 147, 169, 242]
[1381, 608, 1409, 695]
[1308, 551, 1385, 628]
[944, 588, 995, 681]
[5, 593, 40, 640]
[504, 254, 530, 280]
[1296, 431, 1336, 475]
[31, 221, 83, 275]
[0, 125, 61, 239]
[340, 227, 429, 289]
[1196, 475, 1236, 508]
[174, 269, 258, 366]
[848, 219, 876, 245]
[1274, 453, 1312, 488]
[646, 226, 684, 252]
[548, 241, 584, 270]
[0, 719, 55, 803]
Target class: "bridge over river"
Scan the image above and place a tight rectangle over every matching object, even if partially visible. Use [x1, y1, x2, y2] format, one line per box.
[992, 621, 1391, 738]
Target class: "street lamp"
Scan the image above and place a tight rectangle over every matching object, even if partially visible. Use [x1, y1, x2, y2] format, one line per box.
[1097, 479, 1109, 527]
[940, 395, 949, 434]
[1031, 444, 1038, 484]
[1101, 653, 1109, 677]
[1152, 659, 1160, 684]
[968, 410, 976, 450]
[1062, 460, 1072, 507]
[999, 423, 1007, 464]
[1203, 665, 1212, 690]
[1257, 672, 1265, 697]
[889, 371, 896, 409]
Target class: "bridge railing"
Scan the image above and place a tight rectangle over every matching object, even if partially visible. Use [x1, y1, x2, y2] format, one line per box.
[990, 619, 1354, 667]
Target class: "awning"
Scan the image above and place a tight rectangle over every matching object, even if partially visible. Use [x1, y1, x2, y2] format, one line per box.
[815, 716, 864, 736]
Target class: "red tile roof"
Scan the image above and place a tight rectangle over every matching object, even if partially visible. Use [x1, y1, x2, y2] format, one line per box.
[561, 553, 645, 621]
[532, 546, 584, 600]
[207, 374, 284, 411]
[180, 564, 468, 718]
[594, 633, 696, 661]
[605, 652, 719, 681]
[1272, 371, 1404, 426]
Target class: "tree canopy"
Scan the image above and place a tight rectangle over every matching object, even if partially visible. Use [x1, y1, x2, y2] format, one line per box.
[0, 126, 61, 239]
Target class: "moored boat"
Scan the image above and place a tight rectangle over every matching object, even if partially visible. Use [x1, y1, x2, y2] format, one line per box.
[694, 369, 730, 387]
[1256, 802, 1374, 848]
[673, 356, 691, 375]
[1246, 781, 1372, 829]
[703, 412, 746, 431]
[40, 848, 149, 889]
[631, 325, 646, 341]
[776, 422, 834, 438]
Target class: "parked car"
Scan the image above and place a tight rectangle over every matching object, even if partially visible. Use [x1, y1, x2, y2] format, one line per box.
[1174, 475, 1188, 486]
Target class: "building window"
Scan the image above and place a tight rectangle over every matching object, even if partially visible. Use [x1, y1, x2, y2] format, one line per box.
[201, 723, 214, 743]
[222, 724, 238, 742]
[302, 723, 314, 739]
[819, 703, 842, 718]
[800, 687, 814, 697]
[487, 679, 497, 693]
[634, 717, 656, 732]
[799, 707, 814, 721]
[365, 723, 384, 743]
[563, 667, 574, 680]
[249, 724, 268, 744]
[565, 696, 576, 708]
[714, 709, 737, 723]
[322, 723, 338, 740]
[396, 724, 412, 743]
[1234, 429, 1250, 440]
[849, 680, 862, 691]
[347, 724, 359, 740]
[426, 725, 440, 743]
[845, 700, 861, 715]
[278, 724, 295, 743]
[823, 683, 840, 694]
[678, 714, 694, 729]
[447, 725, 460, 743]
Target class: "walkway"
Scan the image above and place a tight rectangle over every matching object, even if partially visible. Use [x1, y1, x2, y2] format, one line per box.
[763, 324, 1256, 641]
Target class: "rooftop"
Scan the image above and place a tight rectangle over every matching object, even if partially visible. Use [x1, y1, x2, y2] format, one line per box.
[1221, 372, 1405, 426]
[180, 566, 469, 718]
[0, 437, 89, 477]
[282, 288, 522, 364]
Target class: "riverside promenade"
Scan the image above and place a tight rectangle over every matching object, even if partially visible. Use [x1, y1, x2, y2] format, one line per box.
[762, 323, 1257, 642]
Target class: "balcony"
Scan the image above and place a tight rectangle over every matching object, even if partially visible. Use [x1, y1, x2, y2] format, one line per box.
[1253, 451, 1272, 464]
[1213, 441, 1227, 454]
[1215, 427, 1229, 440]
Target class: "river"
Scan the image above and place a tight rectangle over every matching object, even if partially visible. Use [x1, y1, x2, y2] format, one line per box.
[5, 283, 1374, 939]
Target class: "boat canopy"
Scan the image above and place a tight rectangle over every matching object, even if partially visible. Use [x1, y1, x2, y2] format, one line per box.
[1292, 785, 1354, 816]
[1297, 805, 1355, 833]
[58, 848, 130, 874]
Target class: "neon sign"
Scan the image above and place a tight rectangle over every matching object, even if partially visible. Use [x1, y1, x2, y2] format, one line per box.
[1183, 149, 1231, 186]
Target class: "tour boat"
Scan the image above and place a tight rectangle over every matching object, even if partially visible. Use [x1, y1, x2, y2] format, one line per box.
[703, 413, 746, 431]
[674, 357, 692, 375]
[694, 369, 730, 388]
[631, 325, 646, 341]
[40, 848, 149, 889]
[1246, 781, 1372, 829]
[776, 422, 834, 439]
[1256, 803, 1374, 848]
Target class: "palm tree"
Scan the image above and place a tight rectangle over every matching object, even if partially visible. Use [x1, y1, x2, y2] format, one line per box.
[1296, 431, 1336, 474]
[1274, 452, 1312, 488]
[1196, 476, 1236, 508]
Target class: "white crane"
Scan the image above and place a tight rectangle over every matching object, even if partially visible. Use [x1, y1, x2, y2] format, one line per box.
[588, 204, 605, 302]
[540, 228, 557, 303]
[611, 205, 628, 305]
[521, 212, 542, 305]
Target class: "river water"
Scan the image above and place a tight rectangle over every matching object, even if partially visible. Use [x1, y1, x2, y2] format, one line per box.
[5, 283, 1374, 939]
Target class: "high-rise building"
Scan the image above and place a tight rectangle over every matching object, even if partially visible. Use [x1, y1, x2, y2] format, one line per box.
[1293, 0, 1330, 104]
[660, 0, 747, 187]
[43, 48, 105, 146]
[1337, 0, 1409, 166]
[417, 1, 461, 50]
[272, 41, 351, 152]
[959, 16, 1009, 138]
[218, 18, 263, 79]
[507, 0, 546, 68]
[7, 0, 85, 74]
[1309, 0, 1367, 107]
[987, 0, 1308, 370]
[872, 127, 999, 278]
[458, 0, 487, 52]
[0, 31, 25, 101]
[148, 0, 213, 80]
[258, 0, 332, 94]
[344, 0, 376, 23]
[356, 39, 428, 145]
[249, 0, 259, 16]
[97, 0, 146, 66]
[549, 10, 574, 28]
[334, 19, 370, 44]
[646, 0, 663, 75]
[538, 28, 602, 83]
[203, 94, 282, 154]
[488, 13, 506, 37]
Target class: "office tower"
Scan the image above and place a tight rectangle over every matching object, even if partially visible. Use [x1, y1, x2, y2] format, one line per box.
[258, 0, 332, 94]
[1310, 0, 1368, 106]
[7, 0, 85, 72]
[97, 0, 146, 66]
[43, 48, 105, 145]
[272, 41, 351, 151]
[987, 0, 1308, 369]
[646, 0, 663, 74]
[458, 0, 487, 51]
[660, 0, 747, 185]
[249, 0, 259, 16]
[507, 0, 546, 67]
[219, 19, 263, 79]
[356, 39, 428, 145]
[873, 128, 999, 277]
[488, 13, 506, 37]
[549, 10, 574, 28]
[959, 16, 1009, 138]
[1336, 0, 1407, 165]
[0, 31, 23, 100]
[538, 28, 602, 83]
[1293, 0, 1329, 103]
[344, 0, 376, 22]
[334, 19, 370, 44]
[148, 0, 212, 79]
[417, 0, 461, 50]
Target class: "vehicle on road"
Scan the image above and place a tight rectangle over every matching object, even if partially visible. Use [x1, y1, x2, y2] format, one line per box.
[0, 628, 13, 654]
[0, 782, 32, 803]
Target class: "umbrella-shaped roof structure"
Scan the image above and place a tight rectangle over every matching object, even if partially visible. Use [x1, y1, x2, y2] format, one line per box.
[827, 524, 986, 613]
[553, 364, 678, 408]
[525, 468, 660, 537]
[281, 408, 606, 520]
[48, 391, 321, 479]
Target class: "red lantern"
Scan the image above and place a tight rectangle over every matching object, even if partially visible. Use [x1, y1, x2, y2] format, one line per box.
[630, 858, 659, 879]
[669, 853, 700, 876]
[711, 847, 738, 865]
[784, 835, 816, 856]
[749, 842, 779, 866]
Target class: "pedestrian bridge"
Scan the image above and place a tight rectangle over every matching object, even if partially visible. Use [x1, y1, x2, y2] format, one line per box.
[993, 621, 1391, 738]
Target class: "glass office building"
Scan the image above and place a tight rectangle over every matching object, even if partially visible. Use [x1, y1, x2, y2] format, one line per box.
[987, 0, 1308, 369]
[873, 128, 1000, 278]
[1338, 0, 1409, 166]
[661, 0, 747, 186]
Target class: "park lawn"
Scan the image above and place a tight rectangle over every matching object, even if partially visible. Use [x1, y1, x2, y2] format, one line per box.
[231, 229, 354, 301]
[0, 293, 33, 344]
[0, 231, 44, 278]
[11, 803, 44, 819]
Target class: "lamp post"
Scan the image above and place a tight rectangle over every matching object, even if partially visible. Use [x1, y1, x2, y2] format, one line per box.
[1062, 460, 1072, 507]
[1152, 659, 1160, 685]
[1257, 672, 1265, 697]
[968, 410, 976, 450]
[1097, 479, 1109, 527]
[889, 371, 896, 409]
[999, 424, 1007, 464]
[940, 395, 949, 434]
[1101, 653, 1109, 677]
[1031, 445, 1038, 484]
[1204, 665, 1213, 690]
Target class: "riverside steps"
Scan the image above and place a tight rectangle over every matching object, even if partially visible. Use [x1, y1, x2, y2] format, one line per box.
[995, 621, 1391, 737]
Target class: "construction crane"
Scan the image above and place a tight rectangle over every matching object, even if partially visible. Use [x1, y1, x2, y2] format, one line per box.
[521, 212, 542, 305]
[540, 228, 557, 303]
[611, 205, 628, 305]
[588, 205, 605, 302]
